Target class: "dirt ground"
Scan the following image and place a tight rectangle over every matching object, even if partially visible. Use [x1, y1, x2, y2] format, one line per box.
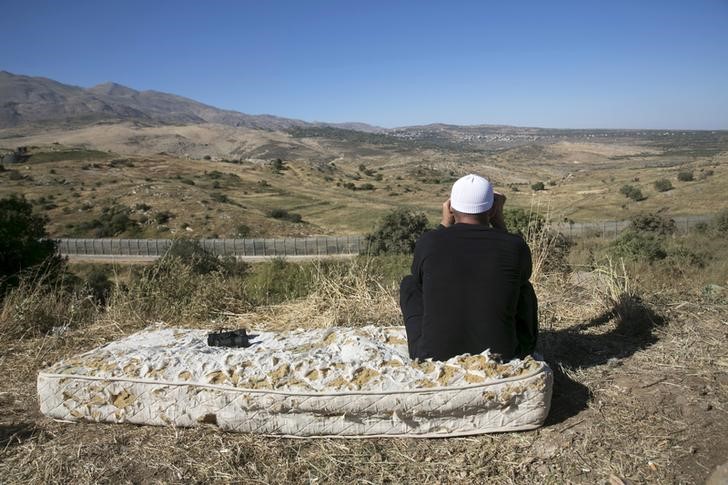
[1, 283, 726, 484]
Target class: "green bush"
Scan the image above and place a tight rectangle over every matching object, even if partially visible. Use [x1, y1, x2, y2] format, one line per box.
[270, 158, 286, 172]
[610, 230, 667, 262]
[664, 247, 709, 269]
[693, 222, 708, 234]
[243, 257, 317, 305]
[653, 179, 673, 192]
[630, 213, 676, 236]
[236, 224, 251, 237]
[531, 182, 545, 191]
[0, 195, 60, 292]
[677, 170, 694, 182]
[77, 205, 139, 237]
[86, 269, 113, 304]
[620, 184, 645, 201]
[158, 239, 248, 277]
[210, 193, 230, 203]
[503, 208, 545, 236]
[365, 208, 430, 255]
[268, 208, 302, 223]
[109, 159, 134, 168]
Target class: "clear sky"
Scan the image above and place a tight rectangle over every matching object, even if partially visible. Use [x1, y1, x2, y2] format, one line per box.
[1, 0, 727, 129]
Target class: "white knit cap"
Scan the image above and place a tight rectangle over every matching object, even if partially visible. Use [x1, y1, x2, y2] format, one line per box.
[450, 174, 494, 214]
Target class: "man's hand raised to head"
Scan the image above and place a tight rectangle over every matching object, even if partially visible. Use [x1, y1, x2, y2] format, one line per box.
[441, 198, 455, 227]
[489, 192, 507, 231]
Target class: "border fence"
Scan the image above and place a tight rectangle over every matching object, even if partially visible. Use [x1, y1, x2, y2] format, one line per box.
[550, 214, 714, 239]
[57, 235, 368, 257]
[55, 214, 716, 258]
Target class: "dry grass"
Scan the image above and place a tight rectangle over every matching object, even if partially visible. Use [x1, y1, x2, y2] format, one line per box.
[233, 257, 400, 332]
[1, 248, 727, 483]
[0, 267, 97, 340]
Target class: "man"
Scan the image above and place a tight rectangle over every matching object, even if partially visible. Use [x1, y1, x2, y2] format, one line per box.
[399, 174, 538, 362]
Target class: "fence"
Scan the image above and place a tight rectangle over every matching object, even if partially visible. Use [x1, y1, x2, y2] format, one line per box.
[550, 214, 714, 239]
[55, 214, 716, 257]
[56, 236, 368, 257]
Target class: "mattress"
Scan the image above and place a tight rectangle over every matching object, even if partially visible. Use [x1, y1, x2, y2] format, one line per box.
[38, 326, 553, 437]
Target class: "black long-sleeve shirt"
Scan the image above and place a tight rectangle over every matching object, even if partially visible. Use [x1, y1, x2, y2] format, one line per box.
[408, 223, 538, 361]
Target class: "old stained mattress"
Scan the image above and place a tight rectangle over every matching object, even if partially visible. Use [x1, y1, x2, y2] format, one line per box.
[38, 326, 553, 437]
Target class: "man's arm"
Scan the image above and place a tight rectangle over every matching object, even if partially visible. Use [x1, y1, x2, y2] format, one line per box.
[514, 242, 538, 357]
[489, 192, 508, 231]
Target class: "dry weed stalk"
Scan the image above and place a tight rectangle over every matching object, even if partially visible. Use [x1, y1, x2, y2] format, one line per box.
[592, 257, 634, 313]
[522, 202, 561, 286]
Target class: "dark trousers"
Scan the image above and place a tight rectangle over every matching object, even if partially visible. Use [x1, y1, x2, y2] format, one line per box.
[399, 275, 423, 359]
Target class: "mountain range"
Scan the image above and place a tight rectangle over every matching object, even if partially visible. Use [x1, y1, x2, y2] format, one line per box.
[0, 71, 383, 132]
[4, 70, 722, 163]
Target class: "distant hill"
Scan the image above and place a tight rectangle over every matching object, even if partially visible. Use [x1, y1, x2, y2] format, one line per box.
[0, 71, 382, 132]
[3, 71, 724, 161]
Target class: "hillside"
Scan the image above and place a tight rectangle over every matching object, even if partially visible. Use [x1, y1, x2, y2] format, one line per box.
[1, 71, 727, 237]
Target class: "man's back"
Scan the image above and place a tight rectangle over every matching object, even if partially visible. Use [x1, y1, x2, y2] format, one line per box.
[407, 223, 537, 361]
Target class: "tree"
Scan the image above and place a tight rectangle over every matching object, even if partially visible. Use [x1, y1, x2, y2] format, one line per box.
[365, 208, 430, 255]
[0, 195, 59, 291]
[653, 179, 673, 192]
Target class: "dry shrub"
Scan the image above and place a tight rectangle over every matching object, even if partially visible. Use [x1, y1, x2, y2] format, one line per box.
[309, 257, 400, 325]
[0, 268, 97, 340]
[593, 259, 665, 337]
[236, 257, 400, 331]
[104, 257, 246, 331]
[522, 206, 571, 286]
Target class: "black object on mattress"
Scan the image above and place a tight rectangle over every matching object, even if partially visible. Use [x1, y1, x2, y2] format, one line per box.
[207, 329, 251, 348]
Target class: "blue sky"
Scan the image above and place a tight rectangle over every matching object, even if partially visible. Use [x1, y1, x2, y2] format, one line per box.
[1, 0, 727, 129]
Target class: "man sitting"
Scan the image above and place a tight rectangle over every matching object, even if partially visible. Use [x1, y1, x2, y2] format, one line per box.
[399, 174, 538, 362]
